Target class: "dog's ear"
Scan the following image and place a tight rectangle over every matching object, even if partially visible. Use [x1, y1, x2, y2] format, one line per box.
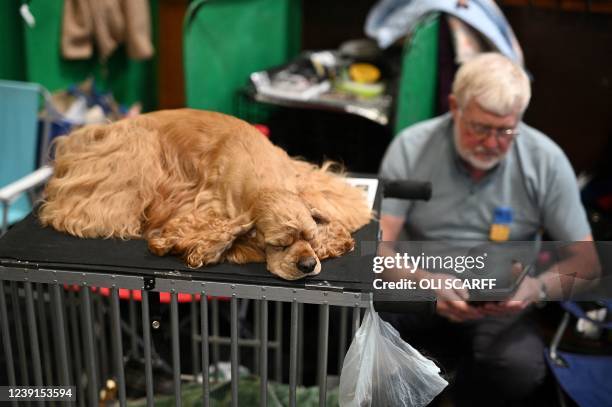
[224, 220, 264, 264]
[230, 217, 255, 237]
[310, 207, 330, 225]
[224, 237, 265, 263]
[312, 221, 354, 260]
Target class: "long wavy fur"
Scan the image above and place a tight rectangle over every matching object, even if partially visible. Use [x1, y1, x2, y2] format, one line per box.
[39, 109, 372, 279]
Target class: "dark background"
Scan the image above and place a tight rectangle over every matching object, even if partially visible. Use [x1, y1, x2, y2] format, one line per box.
[297, 0, 612, 175]
[158, 0, 611, 174]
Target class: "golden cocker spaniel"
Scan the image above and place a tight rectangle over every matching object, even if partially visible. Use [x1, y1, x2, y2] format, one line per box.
[39, 109, 372, 280]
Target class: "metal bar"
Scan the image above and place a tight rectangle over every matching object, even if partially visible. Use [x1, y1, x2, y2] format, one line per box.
[557, 382, 569, 407]
[0, 268, 371, 308]
[289, 301, 299, 407]
[211, 298, 220, 379]
[206, 337, 279, 347]
[0, 268, 145, 291]
[338, 307, 348, 373]
[58, 287, 73, 385]
[550, 312, 571, 362]
[26, 189, 37, 207]
[260, 299, 268, 407]
[191, 298, 200, 376]
[352, 306, 361, 337]
[40, 96, 53, 166]
[0, 281, 16, 388]
[230, 296, 239, 407]
[49, 284, 61, 389]
[254, 300, 260, 374]
[318, 304, 330, 407]
[297, 302, 304, 386]
[96, 295, 109, 383]
[1, 202, 8, 235]
[110, 288, 127, 407]
[274, 301, 282, 383]
[171, 292, 182, 407]
[10, 282, 29, 385]
[24, 282, 43, 387]
[200, 293, 210, 407]
[141, 292, 154, 407]
[240, 298, 250, 319]
[68, 289, 85, 407]
[36, 284, 54, 386]
[129, 290, 138, 358]
[51, 285, 70, 386]
[81, 286, 99, 406]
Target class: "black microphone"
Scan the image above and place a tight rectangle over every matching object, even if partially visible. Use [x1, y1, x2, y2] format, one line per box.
[382, 179, 432, 201]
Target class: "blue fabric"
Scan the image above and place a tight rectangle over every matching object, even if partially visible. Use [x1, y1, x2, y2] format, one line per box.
[545, 350, 612, 407]
[365, 0, 522, 63]
[561, 301, 612, 329]
[0, 80, 42, 226]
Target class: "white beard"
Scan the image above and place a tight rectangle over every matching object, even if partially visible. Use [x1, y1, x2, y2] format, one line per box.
[453, 125, 502, 171]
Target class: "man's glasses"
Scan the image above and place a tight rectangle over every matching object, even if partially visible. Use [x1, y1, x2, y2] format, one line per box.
[464, 120, 519, 142]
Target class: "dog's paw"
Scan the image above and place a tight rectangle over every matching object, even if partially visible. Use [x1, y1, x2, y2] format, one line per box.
[185, 244, 225, 268]
[147, 236, 176, 256]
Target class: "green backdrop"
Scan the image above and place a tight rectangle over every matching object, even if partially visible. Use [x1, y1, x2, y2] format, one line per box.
[183, 0, 301, 116]
[394, 14, 440, 135]
[0, 0, 158, 110]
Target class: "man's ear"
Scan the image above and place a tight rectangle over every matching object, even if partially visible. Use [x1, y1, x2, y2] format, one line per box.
[448, 94, 458, 113]
[310, 207, 330, 225]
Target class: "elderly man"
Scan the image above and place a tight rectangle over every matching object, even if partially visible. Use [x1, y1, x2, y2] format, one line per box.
[379, 53, 600, 406]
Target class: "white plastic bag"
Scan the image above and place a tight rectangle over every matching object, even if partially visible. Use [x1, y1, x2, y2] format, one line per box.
[339, 305, 448, 407]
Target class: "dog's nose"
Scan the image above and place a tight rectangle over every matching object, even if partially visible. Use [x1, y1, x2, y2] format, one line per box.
[297, 256, 317, 274]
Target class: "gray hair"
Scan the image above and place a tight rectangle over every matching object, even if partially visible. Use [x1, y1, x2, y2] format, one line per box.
[452, 53, 531, 116]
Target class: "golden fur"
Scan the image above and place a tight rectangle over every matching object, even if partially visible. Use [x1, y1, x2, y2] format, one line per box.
[39, 109, 372, 280]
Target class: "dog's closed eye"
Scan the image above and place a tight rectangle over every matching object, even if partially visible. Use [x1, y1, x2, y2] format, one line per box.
[266, 236, 294, 247]
[268, 245, 286, 252]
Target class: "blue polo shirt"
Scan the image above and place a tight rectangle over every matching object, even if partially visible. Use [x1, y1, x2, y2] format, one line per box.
[379, 113, 591, 242]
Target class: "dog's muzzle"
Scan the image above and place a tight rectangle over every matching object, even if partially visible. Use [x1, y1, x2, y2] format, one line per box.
[297, 256, 317, 274]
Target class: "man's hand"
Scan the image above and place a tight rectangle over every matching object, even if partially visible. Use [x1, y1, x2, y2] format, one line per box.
[480, 275, 541, 317]
[433, 273, 484, 322]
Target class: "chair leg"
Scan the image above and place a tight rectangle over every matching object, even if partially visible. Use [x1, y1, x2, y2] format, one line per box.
[556, 382, 569, 407]
[550, 312, 571, 364]
[1, 202, 8, 235]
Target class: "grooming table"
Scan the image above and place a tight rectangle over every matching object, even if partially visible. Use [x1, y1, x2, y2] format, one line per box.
[0, 211, 379, 294]
[0, 178, 433, 407]
[0, 192, 383, 407]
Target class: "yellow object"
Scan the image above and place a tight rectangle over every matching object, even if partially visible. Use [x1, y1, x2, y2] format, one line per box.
[489, 224, 510, 242]
[349, 63, 380, 83]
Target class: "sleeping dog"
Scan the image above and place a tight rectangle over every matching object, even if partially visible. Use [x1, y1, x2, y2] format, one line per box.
[39, 109, 372, 280]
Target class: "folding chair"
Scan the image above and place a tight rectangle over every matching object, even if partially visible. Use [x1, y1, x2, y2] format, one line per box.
[546, 300, 612, 407]
[0, 79, 53, 235]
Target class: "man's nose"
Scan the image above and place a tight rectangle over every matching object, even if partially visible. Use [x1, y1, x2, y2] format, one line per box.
[297, 256, 317, 273]
[482, 132, 501, 149]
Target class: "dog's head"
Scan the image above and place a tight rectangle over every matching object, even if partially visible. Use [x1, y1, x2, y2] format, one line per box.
[249, 190, 320, 280]
[223, 190, 356, 280]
